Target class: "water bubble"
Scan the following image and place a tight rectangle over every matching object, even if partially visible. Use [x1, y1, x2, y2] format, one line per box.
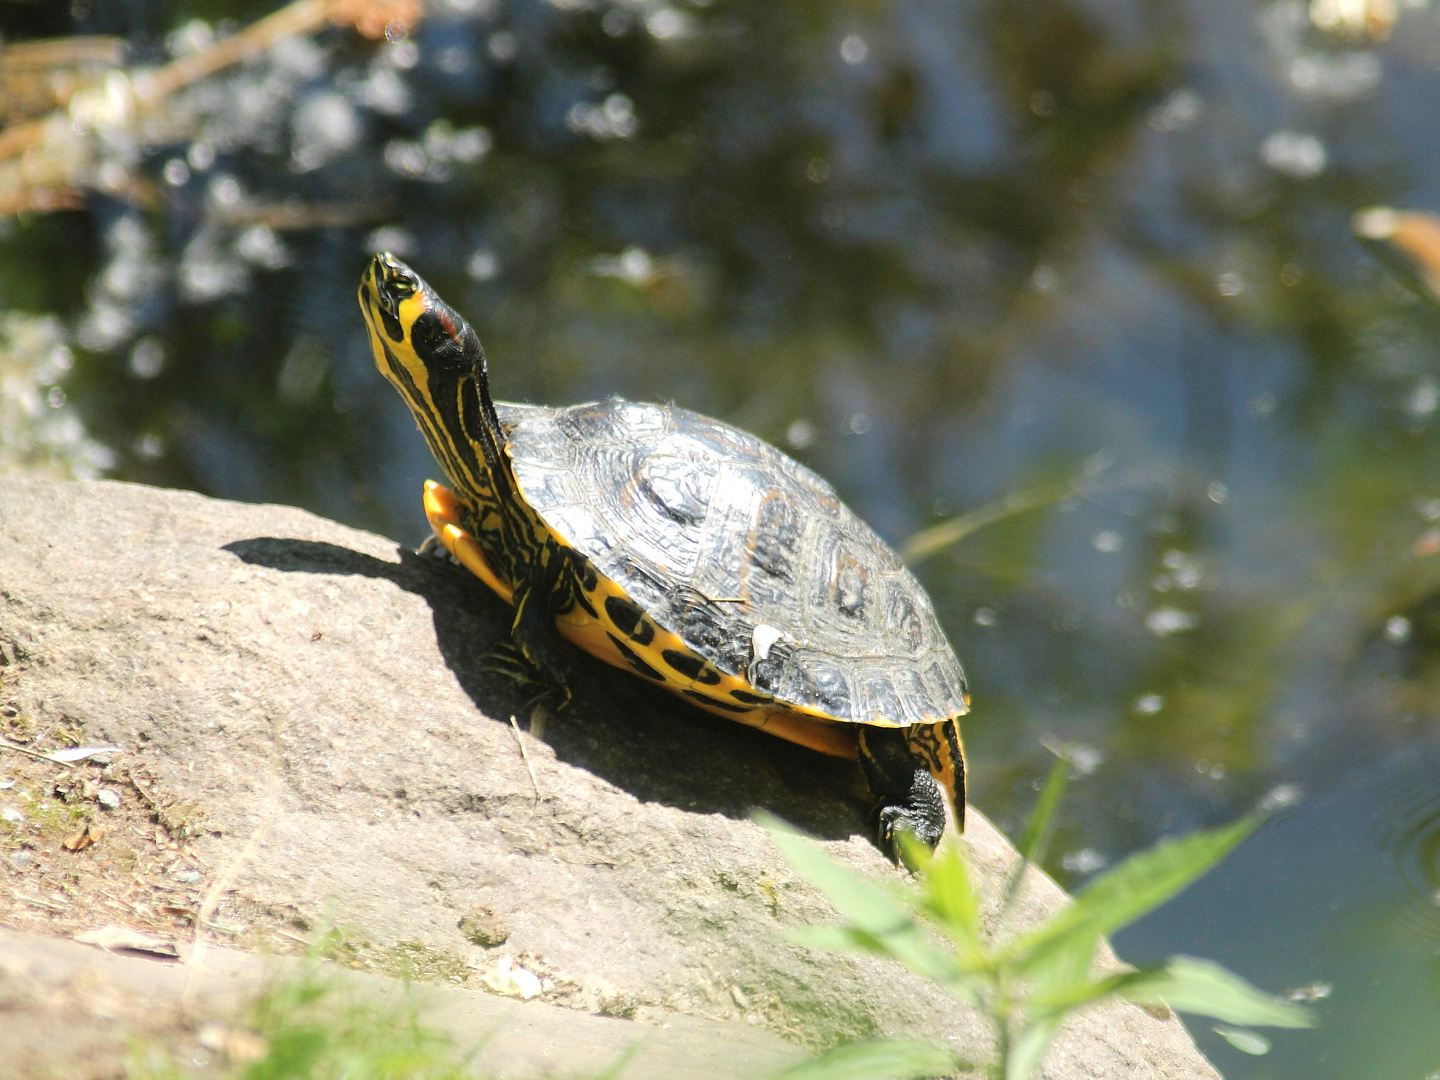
[1260, 130, 1327, 179]
[237, 225, 289, 270]
[366, 226, 417, 257]
[1134, 693, 1164, 715]
[438, 45, 471, 74]
[1206, 481, 1229, 505]
[167, 18, 214, 57]
[1417, 498, 1440, 521]
[136, 434, 164, 459]
[1217, 271, 1244, 297]
[359, 68, 410, 115]
[1289, 51, 1381, 99]
[384, 139, 429, 177]
[488, 31, 517, 62]
[1145, 607, 1199, 635]
[1407, 377, 1439, 418]
[847, 412, 872, 435]
[974, 607, 997, 627]
[1061, 848, 1107, 874]
[1146, 88, 1204, 132]
[1251, 392, 1277, 416]
[292, 92, 361, 171]
[128, 338, 165, 379]
[1093, 530, 1122, 552]
[592, 247, 654, 284]
[468, 250, 500, 281]
[1030, 264, 1059, 293]
[163, 158, 191, 187]
[388, 40, 420, 69]
[1029, 90, 1057, 117]
[602, 9, 633, 35]
[568, 94, 639, 140]
[1260, 783, 1302, 812]
[806, 158, 830, 183]
[839, 33, 869, 65]
[1385, 615, 1412, 643]
[785, 419, 815, 449]
[647, 8, 690, 39]
[1068, 744, 1105, 775]
[187, 142, 216, 172]
[210, 176, 244, 207]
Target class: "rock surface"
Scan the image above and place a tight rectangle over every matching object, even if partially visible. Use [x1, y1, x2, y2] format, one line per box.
[0, 477, 1221, 1079]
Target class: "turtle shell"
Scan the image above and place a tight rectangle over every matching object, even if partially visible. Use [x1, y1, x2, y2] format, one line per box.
[495, 397, 969, 729]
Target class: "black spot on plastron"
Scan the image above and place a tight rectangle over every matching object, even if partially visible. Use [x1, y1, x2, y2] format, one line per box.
[751, 493, 800, 580]
[661, 648, 706, 681]
[683, 689, 752, 713]
[606, 633, 666, 681]
[730, 688, 772, 705]
[605, 595, 643, 637]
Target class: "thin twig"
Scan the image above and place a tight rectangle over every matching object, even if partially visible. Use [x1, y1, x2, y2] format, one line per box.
[0, 737, 76, 768]
[509, 715, 541, 801]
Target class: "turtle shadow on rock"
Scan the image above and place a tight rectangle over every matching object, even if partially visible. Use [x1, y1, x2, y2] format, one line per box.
[223, 536, 867, 843]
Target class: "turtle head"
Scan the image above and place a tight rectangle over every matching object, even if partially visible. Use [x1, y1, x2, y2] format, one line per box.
[359, 253, 501, 502]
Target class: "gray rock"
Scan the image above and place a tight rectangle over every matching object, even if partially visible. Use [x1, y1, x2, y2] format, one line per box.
[0, 477, 1220, 1079]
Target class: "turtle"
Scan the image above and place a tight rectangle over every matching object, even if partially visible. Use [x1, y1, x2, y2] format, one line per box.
[358, 252, 970, 857]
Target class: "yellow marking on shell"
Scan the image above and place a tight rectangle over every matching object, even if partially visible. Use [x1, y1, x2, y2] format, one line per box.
[424, 480, 860, 760]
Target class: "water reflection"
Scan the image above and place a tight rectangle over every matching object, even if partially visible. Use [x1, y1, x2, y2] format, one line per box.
[6, 0, 1440, 1074]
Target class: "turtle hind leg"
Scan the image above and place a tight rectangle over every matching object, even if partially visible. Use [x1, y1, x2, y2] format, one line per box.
[857, 726, 946, 865]
[507, 541, 575, 710]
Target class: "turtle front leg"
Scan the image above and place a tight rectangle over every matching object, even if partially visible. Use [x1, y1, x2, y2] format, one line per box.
[857, 726, 947, 866]
[507, 540, 575, 709]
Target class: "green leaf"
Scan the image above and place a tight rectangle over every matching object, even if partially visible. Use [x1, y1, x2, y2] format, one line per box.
[770, 1039, 961, 1080]
[759, 814, 959, 986]
[919, 840, 985, 962]
[1212, 1026, 1272, 1055]
[1005, 1017, 1063, 1080]
[1018, 756, 1070, 868]
[1008, 813, 1262, 974]
[1123, 956, 1315, 1029]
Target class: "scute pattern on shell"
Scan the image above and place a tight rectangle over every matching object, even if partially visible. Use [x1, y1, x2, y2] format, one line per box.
[499, 398, 968, 727]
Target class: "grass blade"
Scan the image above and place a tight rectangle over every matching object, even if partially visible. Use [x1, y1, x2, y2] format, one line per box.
[1008, 812, 1262, 974]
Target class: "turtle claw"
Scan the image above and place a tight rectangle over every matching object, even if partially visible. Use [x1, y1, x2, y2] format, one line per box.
[418, 534, 461, 565]
[483, 640, 573, 716]
[482, 640, 541, 684]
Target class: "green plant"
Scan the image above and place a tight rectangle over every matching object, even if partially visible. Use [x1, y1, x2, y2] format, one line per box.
[762, 759, 1314, 1080]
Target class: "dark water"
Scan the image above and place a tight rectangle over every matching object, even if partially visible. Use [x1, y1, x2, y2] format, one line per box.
[3, 0, 1439, 1075]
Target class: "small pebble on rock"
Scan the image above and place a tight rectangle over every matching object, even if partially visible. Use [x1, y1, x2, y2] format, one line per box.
[97, 788, 121, 809]
[459, 904, 510, 946]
